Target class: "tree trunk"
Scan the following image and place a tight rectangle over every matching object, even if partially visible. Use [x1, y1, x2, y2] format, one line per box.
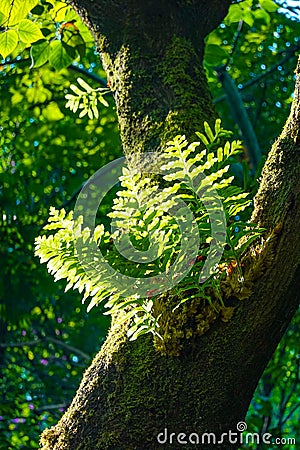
[40, 1, 300, 449]
[69, 0, 232, 153]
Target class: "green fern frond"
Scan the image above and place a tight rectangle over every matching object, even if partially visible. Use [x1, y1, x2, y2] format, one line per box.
[35, 119, 264, 342]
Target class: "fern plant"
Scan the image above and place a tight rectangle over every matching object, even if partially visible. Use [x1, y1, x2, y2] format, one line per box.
[65, 77, 110, 119]
[35, 120, 264, 341]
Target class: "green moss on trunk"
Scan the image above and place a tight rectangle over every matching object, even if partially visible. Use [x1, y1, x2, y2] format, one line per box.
[97, 36, 217, 155]
[69, 0, 232, 154]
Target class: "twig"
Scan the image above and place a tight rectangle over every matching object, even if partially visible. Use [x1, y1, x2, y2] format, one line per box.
[0, 336, 91, 360]
[46, 336, 90, 360]
[1, 56, 107, 88]
[0, 340, 39, 348]
[69, 64, 107, 87]
[35, 403, 69, 412]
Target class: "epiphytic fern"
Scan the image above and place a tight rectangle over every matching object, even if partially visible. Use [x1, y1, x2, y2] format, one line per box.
[35, 120, 264, 341]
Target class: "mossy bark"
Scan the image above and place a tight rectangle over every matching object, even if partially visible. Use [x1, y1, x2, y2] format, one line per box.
[68, 0, 232, 154]
[40, 2, 300, 449]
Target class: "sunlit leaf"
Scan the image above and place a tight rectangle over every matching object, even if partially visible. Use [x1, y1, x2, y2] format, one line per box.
[0, 0, 38, 25]
[0, 30, 18, 59]
[0, 11, 6, 27]
[30, 40, 50, 68]
[49, 40, 74, 70]
[259, 0, 279, 12]
[18, 19, 44, 44]
[204, 44, 229, 66]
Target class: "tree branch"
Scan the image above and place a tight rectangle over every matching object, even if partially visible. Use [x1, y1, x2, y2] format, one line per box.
[214, 44, 300, 105]
[45, 337, 91, 360]
[69, 63, 107, 86]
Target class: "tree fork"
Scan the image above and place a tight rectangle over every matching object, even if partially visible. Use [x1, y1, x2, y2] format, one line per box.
[40, 1, 300, 449]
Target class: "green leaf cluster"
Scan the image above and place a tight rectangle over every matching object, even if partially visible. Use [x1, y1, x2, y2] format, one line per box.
[205, 0, 300, 155]
[225, 0, 278, 29]
[204, 0, 279, 67]
[0, 0, 94, 70]
[0, 0, 44, 58]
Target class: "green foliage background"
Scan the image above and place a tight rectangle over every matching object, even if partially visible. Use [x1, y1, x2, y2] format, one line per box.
[0, 0, 299, 448]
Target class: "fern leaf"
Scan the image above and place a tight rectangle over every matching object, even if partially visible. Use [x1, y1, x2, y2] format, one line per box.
[204, 121, 214, 143]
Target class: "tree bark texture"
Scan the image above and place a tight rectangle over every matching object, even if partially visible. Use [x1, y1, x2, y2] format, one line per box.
[40, 1, 300, 449]
[68, 0, 232, 154]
